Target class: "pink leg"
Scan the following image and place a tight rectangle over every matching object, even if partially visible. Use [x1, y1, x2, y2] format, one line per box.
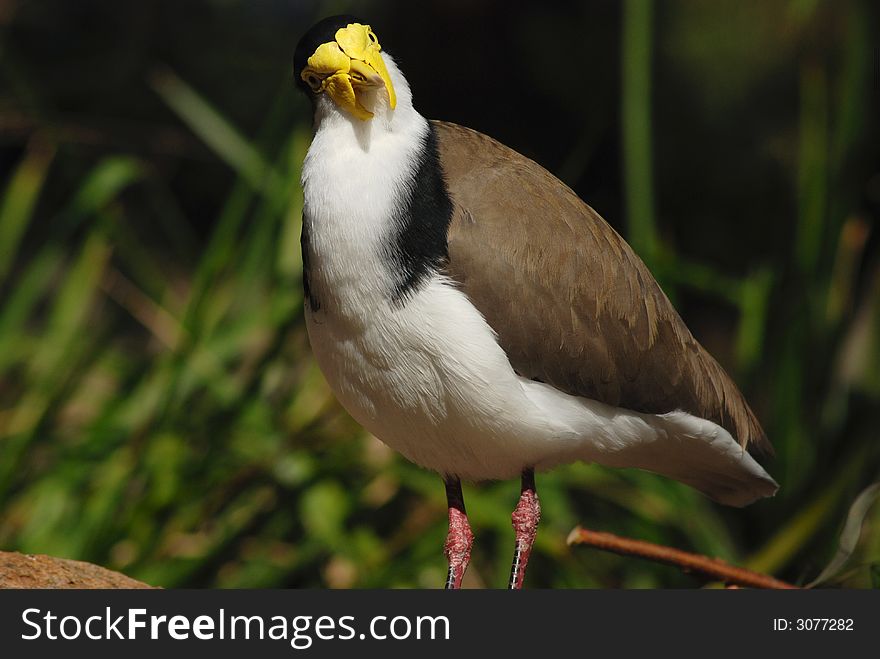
[444, 477, 474, 589]
[509, 469, 541, 589]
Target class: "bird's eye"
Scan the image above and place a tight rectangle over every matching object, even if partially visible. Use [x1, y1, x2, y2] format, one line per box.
[304, 73, 322, 91]
[368, 31, 378, 44]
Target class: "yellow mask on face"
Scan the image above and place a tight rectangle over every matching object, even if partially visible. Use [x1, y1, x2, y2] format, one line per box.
[301, 23, 397, 121]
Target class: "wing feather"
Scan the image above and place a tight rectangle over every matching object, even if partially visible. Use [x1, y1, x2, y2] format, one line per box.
[434, 120, 771, 454]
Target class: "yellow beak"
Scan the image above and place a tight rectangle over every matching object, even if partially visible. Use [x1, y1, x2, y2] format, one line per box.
[301, 23, 397, 121]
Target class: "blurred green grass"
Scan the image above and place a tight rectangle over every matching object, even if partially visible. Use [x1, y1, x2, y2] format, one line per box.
[0, 0, 878, 588]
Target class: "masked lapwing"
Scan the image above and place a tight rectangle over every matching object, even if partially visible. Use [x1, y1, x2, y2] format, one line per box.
[293, 15, 778, 589]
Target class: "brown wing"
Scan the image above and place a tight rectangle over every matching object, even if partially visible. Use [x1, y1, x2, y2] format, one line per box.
[434, 120, 771, 454]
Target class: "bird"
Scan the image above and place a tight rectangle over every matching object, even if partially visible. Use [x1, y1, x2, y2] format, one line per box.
[293, 15, 778, 589]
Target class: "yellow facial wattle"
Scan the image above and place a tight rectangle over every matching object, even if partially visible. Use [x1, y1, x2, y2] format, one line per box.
[301, 23, 396, 121]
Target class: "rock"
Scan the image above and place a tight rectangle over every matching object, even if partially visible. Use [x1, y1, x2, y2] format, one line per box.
[0, 551, 155, 589]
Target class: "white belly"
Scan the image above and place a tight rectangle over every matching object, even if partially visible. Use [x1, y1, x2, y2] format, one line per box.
[305, 274, 576, 481]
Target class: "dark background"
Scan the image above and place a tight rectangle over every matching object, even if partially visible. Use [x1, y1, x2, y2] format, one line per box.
[0, 0, 878, 588]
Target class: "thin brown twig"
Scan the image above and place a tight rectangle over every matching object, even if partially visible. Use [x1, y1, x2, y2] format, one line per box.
[567, 526, 798, 589]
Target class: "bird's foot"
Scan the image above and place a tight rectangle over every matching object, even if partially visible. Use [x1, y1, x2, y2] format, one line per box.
[444, 505, 474, 589]
[508, 471, 541, 589]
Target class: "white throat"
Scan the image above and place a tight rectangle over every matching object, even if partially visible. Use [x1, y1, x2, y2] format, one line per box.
[301, 54, 429, 316]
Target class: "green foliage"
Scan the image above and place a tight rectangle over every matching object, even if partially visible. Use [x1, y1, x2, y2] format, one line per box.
[807, 483, 880, 587]
[0, 0, 878, 588]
